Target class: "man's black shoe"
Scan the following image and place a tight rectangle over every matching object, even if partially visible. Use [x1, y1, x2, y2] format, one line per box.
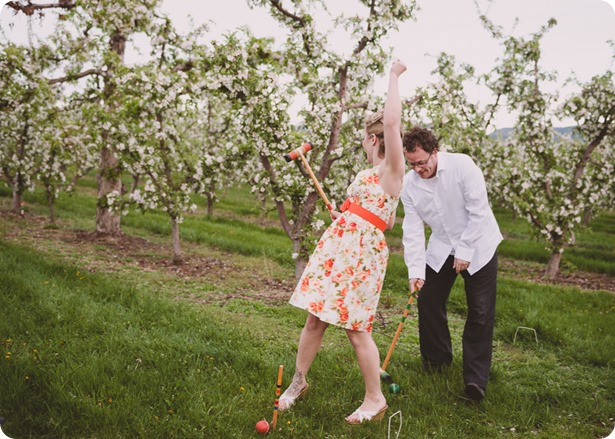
[464, 383, 486, 401]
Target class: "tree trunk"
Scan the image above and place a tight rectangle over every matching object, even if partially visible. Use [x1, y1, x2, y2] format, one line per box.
[171, 217, 183, 264]
[544, 251, 562, 279]
[206, 194, 214, 217]
[11, 167, 28, 214]
[95, 30, 125, 235]
[11, 184, 22, 214]
[130, 174, 140, 194]
[96, 145, 122, 234]
[582, 207, 592, 226]
[47, 187, 56, 224]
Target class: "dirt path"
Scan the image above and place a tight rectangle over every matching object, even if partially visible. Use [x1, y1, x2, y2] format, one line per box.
[2, 211, 614, 296]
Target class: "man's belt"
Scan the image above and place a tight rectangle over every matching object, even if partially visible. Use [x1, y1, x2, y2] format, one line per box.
[340, 198, 388, 232]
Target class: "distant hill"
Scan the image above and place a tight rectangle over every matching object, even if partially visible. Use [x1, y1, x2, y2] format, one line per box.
[489, 126, 580, 140]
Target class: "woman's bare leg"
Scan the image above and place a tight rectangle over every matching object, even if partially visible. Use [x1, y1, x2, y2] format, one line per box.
[344, 329, 387, 422]
[279, 313, 328, 410]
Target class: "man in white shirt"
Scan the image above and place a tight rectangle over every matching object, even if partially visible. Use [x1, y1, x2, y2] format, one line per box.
[400, 126, 503, 401]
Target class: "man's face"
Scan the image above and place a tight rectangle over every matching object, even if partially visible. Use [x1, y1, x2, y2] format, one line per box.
[404, 148, 438, 179]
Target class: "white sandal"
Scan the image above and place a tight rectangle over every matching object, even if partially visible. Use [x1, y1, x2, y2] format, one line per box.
[345, 404, 388, 424]
[278, 383, 309, 411]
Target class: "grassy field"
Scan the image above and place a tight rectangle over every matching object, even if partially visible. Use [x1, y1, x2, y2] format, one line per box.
[1, 182, 614, 438]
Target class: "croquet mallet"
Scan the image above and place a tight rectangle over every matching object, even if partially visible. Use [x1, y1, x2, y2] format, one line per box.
[284, 143, 333, 212]
[380, 289, 418, 383]
[272, 364, 284, 429]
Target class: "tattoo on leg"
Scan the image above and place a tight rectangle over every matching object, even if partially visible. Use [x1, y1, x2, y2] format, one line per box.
[289, 370, 304, 393]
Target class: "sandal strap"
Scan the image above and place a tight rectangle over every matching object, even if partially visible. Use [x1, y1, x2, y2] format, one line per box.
[347, 404, 387, 424]
[278, 384, 308, 410]
[350, 408, 378, 422]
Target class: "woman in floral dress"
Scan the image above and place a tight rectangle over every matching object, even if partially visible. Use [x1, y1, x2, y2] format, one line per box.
[278, 60, 408, 424]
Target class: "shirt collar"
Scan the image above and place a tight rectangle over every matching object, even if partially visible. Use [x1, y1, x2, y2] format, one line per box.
[434, 151, 448, 175]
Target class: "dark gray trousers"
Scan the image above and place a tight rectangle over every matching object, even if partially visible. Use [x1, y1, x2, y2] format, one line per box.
[417, 252, 498, 389]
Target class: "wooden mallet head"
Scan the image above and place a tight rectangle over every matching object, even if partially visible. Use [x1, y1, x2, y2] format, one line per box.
[284, 142, 312, 162]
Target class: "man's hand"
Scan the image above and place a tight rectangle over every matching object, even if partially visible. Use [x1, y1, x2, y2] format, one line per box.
[453, 257, 470, 274]
[409, 278, 424, 292]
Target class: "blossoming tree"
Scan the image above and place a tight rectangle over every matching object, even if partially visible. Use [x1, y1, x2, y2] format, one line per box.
[111, 22, 248, 263]
[0, 43, 56, 214]
[229, 0, 417, 279]
[6, 0, 164, 234]
[34, 98, 100, 224]
[403, 12, 614, 278]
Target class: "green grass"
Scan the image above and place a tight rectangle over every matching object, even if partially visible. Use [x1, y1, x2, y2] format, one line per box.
[124, 212, 293, 268]
[1, 240, 614, 438]
[0, 242, 300, 438]
[1, 181, 614, 438]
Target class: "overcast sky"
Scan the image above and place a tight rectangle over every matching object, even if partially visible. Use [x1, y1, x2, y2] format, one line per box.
[158, 0, 615, 127]
[2, 0, 614, 127]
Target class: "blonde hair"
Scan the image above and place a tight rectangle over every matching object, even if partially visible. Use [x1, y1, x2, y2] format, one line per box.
[364, 111, 402, 159]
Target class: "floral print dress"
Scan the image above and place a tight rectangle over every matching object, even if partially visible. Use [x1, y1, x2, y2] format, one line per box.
[289, 166, 400, 332]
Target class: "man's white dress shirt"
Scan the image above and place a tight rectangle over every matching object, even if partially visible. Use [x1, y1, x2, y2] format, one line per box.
[401, 152, 503, 279]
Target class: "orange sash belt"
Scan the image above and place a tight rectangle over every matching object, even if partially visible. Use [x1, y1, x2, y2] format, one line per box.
[340, 199, 388, 232]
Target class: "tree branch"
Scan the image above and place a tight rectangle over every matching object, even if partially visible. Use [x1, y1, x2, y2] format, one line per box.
[172, 61, 195, 72]
[258, 152, 292, 237]
[404, 94, 423, 107]
[47, 68, 103, 85]
[269, 0, 307, 26]
[350, 0, 377, 58]
[571, 103, 615, 188]
[6, 1, 75, 15]
[269, 0, 313, 57]
[342, 102, 368, 112]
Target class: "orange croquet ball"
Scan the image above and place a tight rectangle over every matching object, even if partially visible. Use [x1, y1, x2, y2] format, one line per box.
[255, 419, 270, 434]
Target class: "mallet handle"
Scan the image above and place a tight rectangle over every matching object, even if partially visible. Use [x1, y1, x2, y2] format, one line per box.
[272, 364, 284, 429]
[381, 290, 416, 372]
[298, 151, 333, 211]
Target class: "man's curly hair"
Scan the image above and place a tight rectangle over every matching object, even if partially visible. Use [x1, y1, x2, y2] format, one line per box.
[402, 126, 439, 154]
